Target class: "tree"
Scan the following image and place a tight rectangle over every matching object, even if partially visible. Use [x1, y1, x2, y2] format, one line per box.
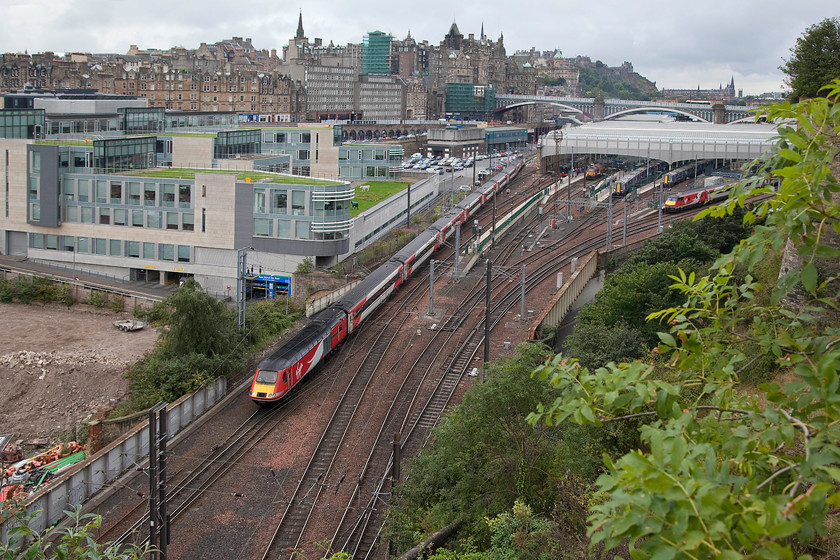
[161, 278, 239, 358]
[386, 343, 566, 555]
[781, 18, 840, 100]
[529, 81, 840, 559]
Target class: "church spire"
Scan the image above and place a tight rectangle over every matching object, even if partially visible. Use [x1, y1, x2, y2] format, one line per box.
[480, 22, 485, 41]
[295, 10, 305, 41]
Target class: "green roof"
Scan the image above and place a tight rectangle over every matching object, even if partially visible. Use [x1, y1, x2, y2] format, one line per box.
[128, 168, 342, 185]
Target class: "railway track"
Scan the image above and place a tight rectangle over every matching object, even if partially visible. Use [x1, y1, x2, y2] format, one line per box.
[94, 160, 714, 559]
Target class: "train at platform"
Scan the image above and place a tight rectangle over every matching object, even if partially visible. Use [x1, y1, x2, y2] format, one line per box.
[249, 161, 525, 404]
[613, 162, 667, 197]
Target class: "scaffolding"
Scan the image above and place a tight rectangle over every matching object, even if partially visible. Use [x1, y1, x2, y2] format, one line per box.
[445, 83, 495, 117]
[361, 31, 392, 75]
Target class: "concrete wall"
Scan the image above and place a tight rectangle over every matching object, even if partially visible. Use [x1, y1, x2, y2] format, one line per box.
[347, 176, 439, 256]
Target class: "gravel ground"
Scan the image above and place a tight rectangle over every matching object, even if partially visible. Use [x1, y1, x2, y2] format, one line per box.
[0, 302, 159, 448]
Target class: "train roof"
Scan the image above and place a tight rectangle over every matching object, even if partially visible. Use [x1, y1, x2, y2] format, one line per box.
[333, 260, 402, 313]
[392, 229, 437, 264]
[257, 307, 345, 371]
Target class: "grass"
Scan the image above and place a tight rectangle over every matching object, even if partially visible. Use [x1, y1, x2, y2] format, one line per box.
[350, 181, 413, 216]
[128, 168, 340, 186]
[34, 140, 93, 147]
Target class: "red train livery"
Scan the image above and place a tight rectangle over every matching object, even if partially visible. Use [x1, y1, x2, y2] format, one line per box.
[250, 161, 524, 403]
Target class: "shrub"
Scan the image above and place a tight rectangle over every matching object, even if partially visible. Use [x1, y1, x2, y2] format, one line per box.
[56, 284, 76, 307]
[296, 257, 314, 274]
[109, 295, 125, 313]
[86, 291, 108, 308]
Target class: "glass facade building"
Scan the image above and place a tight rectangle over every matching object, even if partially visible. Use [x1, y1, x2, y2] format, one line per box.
[0, 109, 46, 139]
[338, 144, 404, 180]
[93, 137, 157, 173]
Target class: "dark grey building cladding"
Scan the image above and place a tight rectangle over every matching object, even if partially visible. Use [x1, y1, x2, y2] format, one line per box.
[28, 144, 60, 227]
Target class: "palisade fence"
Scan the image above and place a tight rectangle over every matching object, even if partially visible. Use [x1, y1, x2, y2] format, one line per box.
[0, 377, 227, 544]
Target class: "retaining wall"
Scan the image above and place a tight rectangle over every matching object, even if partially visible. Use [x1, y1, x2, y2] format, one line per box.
[0, 376, 227, 543]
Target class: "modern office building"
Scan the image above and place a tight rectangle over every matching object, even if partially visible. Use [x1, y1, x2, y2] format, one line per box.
[0, 96, 408, 298]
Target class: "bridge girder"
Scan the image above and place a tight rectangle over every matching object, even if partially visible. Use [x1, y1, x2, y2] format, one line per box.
[603, 107, 711, 123]
[495, 100, 585, 115]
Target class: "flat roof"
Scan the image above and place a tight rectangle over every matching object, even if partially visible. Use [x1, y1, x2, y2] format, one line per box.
[545, 120, 779, 164]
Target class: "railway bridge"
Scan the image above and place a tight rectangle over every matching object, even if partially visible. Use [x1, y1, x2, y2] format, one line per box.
[496, 94, 756, 124]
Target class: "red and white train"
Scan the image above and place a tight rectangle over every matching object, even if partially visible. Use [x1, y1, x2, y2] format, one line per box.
[249, 161, 524, 403]
[663, 181, 730, 213]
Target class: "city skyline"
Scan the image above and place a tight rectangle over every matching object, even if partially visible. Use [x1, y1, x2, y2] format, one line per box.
[2, 0, 836, 96]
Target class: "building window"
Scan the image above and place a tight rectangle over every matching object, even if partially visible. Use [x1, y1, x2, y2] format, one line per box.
[159, 244, 174, 261]
[162, 184, 175, 207]
[65, 206, 78, 222]
[132, 209, 144, 227]
[295, 221, 309, 239]
[146, 210, 161, 228]
[142, 242, 155, 259]
[273, 191, 287, 214]
[128, 182, 141, 205]
[109, 239, 122, 256]
[254, 189, 266, 213]
[126, 241, 140, 258]
[178, 245, 190, 262]
[291, 191, 305, 216]
[99, 208, 110, 224]
[144, 183, 156, 206]
[276, 219, 290, 238]
[166, 212, 179, 230]
[182, 212, 194, 231]
[77, 237, 89, 253]
[96, 180, 107, 203]
[113, 209, 127, 226]
[77, 179, 89, 202]
[178, 184, 191, 208]
[81, 207, 94, 223]
[254, 218, 271, 236]
[94, 238, 106, 255]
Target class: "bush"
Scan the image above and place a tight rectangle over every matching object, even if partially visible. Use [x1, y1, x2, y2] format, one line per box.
[86, 291, 108, 308]
[296, 257, 314, 274]
[56, 284, 76, 307]
[109, 295, 125, 313]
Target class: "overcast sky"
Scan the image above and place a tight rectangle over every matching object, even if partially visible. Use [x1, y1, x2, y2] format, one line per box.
[3, 0, 836, 96]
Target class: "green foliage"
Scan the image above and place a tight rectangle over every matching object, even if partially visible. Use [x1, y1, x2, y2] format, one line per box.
[85, 291, 108, 308]
[109, 295, 124, 313]
[159, 278, 238, 358]
[125, 351, 235, 409]
[529, 81, 840, 559]
[0, 505, 150, 559]
[0, 277, 59, 304]
[355, 228, 416, 269]
[577, 66, 658, 101]
[55, 284, 76, 307]
[781, 18, 840, 100]
[568, 260, 700, 361]
[123, 278, 247, 409]
[243, 298, 300, 350]
[386, 343, 567, 554]
[296, 257, 314, 274]
[133, 300, 171, 325]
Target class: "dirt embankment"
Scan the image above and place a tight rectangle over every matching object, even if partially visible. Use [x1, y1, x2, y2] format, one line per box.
[0, 303, 159, 448]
